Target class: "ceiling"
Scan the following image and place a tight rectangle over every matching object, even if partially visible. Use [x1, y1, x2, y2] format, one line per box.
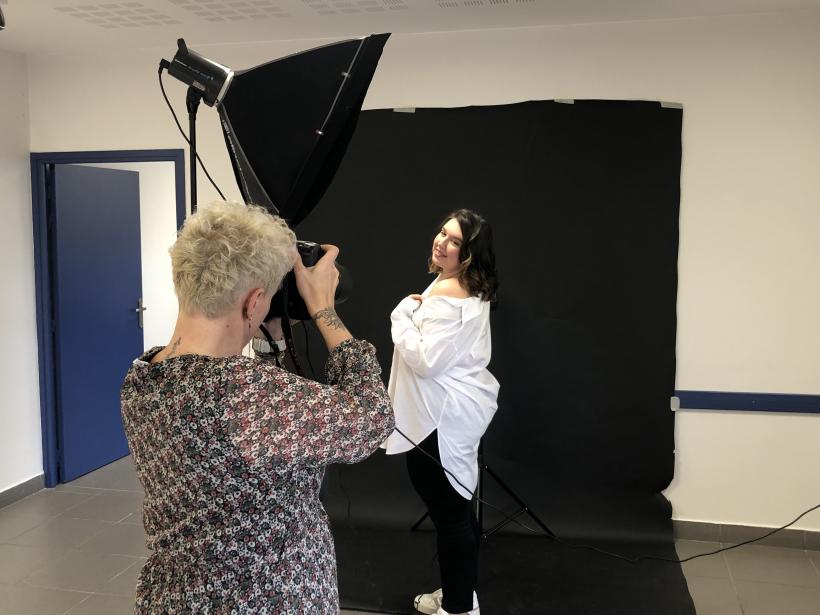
[1, 0, 819, 55]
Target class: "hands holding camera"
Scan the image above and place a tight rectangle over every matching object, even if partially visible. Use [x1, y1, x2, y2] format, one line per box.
[292, 244, 352, 351]
[293, 244, 339, 313]
[261, 243, 351, 353]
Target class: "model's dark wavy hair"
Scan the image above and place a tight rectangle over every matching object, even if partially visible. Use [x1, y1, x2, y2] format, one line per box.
[428, 208, 498, 304]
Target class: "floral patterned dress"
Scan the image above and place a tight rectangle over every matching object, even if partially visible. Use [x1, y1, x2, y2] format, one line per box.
[120, 338, 394, 614]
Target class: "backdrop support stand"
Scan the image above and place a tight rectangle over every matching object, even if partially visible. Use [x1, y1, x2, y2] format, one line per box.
[410, 440, 555, 539]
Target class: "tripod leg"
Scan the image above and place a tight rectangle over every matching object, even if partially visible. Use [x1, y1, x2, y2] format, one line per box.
[484, 508, 528, 539]
[410, 512, 430, 532]
[482, 463, 555, 538]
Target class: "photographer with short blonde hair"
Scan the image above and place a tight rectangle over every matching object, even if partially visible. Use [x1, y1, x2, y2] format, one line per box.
[121, 200, 394, 614]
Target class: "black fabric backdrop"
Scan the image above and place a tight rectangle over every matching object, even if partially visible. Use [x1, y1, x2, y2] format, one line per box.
[292, 100, 693, 614]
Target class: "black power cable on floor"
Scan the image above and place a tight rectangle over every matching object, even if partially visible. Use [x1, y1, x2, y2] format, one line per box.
[627, 503, 820, 564]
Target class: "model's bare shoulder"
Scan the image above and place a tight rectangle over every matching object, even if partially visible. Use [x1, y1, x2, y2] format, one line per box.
[428, 277, 470, 299]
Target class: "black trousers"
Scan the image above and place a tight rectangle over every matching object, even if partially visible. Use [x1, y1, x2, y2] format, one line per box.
[406, 431, 479, 614]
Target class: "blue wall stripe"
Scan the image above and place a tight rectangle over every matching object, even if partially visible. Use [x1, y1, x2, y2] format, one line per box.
[675, 391, 820, 414]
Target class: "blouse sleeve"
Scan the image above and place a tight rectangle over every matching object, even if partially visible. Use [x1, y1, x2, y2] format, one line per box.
[391, 296, 481, 379]
[225, 338, 395, 469]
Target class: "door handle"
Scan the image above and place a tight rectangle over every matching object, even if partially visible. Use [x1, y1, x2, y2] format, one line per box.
[135, 298, 147, 329]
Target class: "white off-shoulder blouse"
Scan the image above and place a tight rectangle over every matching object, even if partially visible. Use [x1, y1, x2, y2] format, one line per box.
[382, 276, 500, 499]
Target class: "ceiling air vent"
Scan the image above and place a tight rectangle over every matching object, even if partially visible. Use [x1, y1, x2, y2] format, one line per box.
[168, 0, 289, 21]
[54, 2, 180, 29]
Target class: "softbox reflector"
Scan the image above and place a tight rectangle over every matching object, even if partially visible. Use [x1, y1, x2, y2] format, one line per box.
[218, 33, 390, 226]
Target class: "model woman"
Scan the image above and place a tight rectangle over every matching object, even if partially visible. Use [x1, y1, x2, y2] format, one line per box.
[383, 209, 500, 615]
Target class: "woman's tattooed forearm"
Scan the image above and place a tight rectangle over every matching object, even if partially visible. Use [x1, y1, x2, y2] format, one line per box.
[313, 308, 347, 331]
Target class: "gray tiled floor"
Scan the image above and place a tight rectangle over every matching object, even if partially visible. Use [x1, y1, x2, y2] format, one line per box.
[0, 457, 818, 615]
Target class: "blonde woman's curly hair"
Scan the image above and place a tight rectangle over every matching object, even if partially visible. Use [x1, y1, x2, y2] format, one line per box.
[170, 200, 297, 318]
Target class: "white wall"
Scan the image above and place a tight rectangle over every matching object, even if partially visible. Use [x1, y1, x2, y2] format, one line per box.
[0, 49, 42, 493]
[19, 11, 820, 529]
[83, 162, 179, 351]
[668, 409, 820, 530]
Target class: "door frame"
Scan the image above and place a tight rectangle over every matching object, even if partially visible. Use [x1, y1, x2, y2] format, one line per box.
[31, 149, 186, 487]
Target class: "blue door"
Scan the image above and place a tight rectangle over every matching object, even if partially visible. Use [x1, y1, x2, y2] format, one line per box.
[50, 164, 144, 482]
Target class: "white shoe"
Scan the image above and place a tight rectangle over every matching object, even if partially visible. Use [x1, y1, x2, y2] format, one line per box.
[413, 588, 443, 614]
[413, 589, 479, 615]
[435, 603, 480, 615]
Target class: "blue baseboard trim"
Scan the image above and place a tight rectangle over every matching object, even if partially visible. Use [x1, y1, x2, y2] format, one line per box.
[675, 391, 820, 414]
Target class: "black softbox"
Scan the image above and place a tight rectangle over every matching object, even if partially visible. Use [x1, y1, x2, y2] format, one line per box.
[218, 34, 390, 226]
[162, 34, 390, 320]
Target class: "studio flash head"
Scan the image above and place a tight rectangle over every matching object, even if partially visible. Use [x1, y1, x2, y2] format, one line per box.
[161, 39, 233, 108]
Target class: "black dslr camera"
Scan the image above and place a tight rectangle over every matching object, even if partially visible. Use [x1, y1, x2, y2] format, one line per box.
[265, 240, 351, 321]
